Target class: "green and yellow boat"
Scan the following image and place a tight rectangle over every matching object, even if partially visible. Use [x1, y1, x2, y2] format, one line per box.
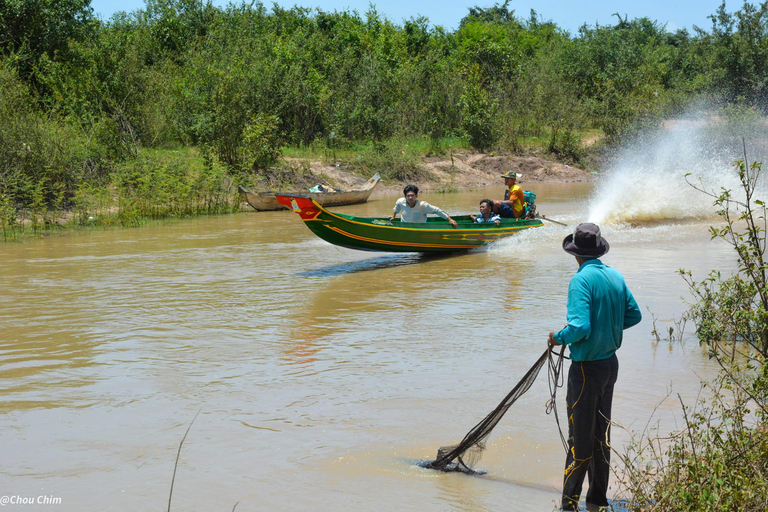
[275, 194, 544, 253]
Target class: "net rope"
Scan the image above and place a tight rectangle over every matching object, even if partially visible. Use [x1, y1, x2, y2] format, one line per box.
[427, 345, 566, 473]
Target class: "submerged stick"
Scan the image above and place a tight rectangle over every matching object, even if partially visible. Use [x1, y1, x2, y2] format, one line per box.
[168, 409, 201, 512]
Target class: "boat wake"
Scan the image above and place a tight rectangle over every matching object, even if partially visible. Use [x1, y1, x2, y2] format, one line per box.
[487, 113, 768, 260]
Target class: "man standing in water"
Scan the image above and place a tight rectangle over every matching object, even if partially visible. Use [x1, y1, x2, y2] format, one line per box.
[548, 223, 642, 511]
[389, 184, 458, 228]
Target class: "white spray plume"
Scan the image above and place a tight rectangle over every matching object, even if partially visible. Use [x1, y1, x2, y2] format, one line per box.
[588, 116, 768, 225]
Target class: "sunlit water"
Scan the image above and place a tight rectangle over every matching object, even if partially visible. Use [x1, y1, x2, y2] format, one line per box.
[0, 138, 755, 511]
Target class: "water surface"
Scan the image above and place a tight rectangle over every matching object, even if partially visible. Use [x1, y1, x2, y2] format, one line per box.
[0, 183, 731, 511]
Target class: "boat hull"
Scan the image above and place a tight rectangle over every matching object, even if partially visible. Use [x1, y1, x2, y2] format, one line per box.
[239, 173, 380, 211]
[275, 195, 543, 253]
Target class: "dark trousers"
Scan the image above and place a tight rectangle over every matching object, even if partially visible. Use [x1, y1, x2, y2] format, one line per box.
[498, 202, 514, 218]
[561, 354, 619, 511]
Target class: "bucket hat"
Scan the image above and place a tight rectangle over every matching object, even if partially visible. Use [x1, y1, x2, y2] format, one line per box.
[562, 222, 610, 258]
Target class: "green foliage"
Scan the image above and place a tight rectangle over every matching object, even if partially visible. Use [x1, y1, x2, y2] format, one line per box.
[0, 191, 20, 241]
[240, 115, 283, 171]
[617, 370, 768, 511]
[9, 0, 768, 235]
[355, 140, 429, 181]
[0, 60, 99, 211]
[564, 16, 670, 140]
[143, 0, 218, 61]
[7, 0, 768, 162]
[282, 134, 469, 162]
[460, 67, 498, 151]
[102, 151, 234, 226]
[0, 0, 96, 84]
[547, 129, 583, 163]
[11, 0, 768, 163]
[683, 157, 768, 357]
[459, 1, 517, 28]
[693, 1, 768, 107]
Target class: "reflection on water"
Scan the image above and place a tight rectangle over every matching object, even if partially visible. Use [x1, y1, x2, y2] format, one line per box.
[0, 184, 736, 511]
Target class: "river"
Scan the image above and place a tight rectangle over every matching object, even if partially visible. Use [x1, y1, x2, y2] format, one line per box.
[0, 170, 737, 511]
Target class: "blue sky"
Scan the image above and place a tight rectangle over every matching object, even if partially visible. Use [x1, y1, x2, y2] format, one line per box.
[89, 0, 730, 35]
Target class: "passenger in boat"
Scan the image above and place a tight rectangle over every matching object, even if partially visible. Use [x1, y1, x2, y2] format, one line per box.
[493, 171, 525, 220]
[469, 199, 501, 226]
[388, 184, 458, 228]
[547, 223, 642, 512]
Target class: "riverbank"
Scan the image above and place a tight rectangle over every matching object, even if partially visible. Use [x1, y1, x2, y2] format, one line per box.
[1, 147, 596, 241]
[280, 151, 597, 199]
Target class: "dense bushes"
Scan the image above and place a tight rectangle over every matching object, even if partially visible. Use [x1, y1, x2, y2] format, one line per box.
[0, 62, 99, 212]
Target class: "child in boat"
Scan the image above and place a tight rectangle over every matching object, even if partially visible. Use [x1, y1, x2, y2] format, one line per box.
[470, 199, 501, 226]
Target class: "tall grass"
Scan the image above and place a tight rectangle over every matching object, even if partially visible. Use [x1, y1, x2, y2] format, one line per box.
[1, 147, 239, 240]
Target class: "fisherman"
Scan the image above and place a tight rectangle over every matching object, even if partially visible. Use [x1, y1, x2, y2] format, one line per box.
[388, 184, 458, 228]
[469, 199, 501, 226]
[548, 223, 642, 511]
[493, 171, 526, 220]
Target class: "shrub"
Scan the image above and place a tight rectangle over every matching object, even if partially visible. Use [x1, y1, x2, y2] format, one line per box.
[242, 114, 283, 171]
[357, 141, 429, 181]
[460, 73, 498, 151]
[547, 129, 583, 164]
[0, 60, 100, 211]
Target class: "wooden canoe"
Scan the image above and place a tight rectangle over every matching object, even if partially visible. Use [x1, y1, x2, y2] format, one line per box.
[275, 194, 544, 253]
[238, 173, 380, 211]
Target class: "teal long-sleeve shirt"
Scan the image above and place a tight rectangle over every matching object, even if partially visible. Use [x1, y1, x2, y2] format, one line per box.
[554, 259, 642, 362]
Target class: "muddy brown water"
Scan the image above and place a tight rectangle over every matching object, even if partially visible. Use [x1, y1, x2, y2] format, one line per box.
[1, 184, 730, 511]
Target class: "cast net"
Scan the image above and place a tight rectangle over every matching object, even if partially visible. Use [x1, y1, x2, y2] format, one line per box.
[426, 346, 564, 474]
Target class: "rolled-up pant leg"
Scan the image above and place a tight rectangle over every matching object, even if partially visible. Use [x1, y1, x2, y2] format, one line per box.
[561, 355, 618, 510]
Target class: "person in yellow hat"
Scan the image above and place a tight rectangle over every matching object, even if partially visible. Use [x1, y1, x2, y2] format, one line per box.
[493, 171, 525, 220]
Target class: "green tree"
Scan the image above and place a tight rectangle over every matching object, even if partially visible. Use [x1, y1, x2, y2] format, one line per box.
[241, 114, 282, 171]
[563, 16, 671, 139]
[0, 60, 96, 210]
[693, 1, 768, 107]
[459, 0, 516, 28]
[0, 0, 96, 91]
[460, 66, 497, 150]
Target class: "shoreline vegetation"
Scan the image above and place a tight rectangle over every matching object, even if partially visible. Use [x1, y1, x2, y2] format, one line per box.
[0, 138, 598, 241]
[2, 0, 768, 508]
[5, 0, 768, 240]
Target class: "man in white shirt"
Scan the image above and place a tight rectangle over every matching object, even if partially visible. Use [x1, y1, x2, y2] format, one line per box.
[388, 185, 458, 228]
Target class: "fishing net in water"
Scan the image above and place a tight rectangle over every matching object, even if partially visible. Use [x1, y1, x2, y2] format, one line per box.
[426, 346, 564, 474]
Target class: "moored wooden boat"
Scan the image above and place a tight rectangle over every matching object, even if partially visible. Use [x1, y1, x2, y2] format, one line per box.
[275, 194, 544, 253]
[238, 173, 380, 211]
